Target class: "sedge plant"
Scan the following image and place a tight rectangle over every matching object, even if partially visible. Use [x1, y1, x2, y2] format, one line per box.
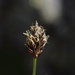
[23, 21, 49, 75]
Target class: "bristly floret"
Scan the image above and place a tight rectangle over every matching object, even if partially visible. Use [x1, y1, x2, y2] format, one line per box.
[23, 21, 49, 58]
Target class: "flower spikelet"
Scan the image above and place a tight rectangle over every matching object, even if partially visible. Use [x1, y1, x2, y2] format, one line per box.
[23, 21, 49, 58]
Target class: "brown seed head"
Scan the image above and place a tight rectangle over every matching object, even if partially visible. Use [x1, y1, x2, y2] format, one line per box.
[23, 21, 49, 58]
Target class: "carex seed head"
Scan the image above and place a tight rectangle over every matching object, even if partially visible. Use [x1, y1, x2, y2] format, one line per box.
[23, 21, 49, 58]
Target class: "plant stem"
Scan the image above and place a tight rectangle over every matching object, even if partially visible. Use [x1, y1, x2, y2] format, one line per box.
[32, 58, 37, 75]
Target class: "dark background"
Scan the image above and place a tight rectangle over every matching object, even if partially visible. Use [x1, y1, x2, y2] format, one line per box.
[0, 0, 75, 75]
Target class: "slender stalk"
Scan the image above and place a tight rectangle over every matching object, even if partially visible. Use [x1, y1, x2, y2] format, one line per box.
[32, 58, 37, 75]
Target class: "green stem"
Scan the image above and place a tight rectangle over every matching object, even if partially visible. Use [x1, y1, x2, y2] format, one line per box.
[32, 58, 37, 75]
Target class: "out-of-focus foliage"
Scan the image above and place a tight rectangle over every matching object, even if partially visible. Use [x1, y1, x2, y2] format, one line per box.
[30, 0, 62, 23]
